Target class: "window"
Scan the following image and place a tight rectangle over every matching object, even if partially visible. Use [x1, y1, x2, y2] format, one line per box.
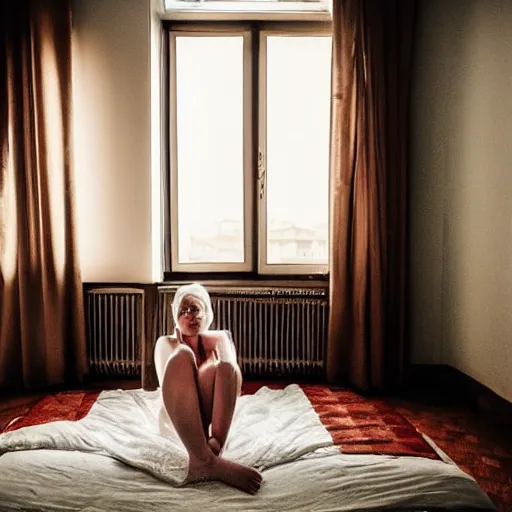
[167, 23, 332, 276]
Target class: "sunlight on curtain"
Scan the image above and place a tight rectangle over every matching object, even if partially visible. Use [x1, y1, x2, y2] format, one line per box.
[41, 32, 66, 282]
[0, 116, 17, 282]
[0, 0, 87, 390]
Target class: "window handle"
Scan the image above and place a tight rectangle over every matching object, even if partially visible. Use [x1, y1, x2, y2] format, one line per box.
[258, 149, 266, 199]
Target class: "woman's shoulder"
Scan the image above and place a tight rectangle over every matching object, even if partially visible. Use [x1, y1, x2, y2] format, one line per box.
[154, 334, 180, 351]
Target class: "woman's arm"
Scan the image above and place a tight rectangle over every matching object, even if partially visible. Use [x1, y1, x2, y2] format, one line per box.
[201, 330, 238, 365]
[217, 330, 238, 364]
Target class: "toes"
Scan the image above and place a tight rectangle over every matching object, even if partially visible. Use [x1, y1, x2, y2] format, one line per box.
[253, 472, 263, 484]
[249, 475, 263, 494]
[249, 481, 262, 494]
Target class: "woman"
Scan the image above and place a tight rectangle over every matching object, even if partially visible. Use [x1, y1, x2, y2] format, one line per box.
[154, 283, 262, 494]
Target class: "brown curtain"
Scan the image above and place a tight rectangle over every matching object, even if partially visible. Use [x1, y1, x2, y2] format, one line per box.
[0, 0, 87, 390]
[327, 0, 416, 391]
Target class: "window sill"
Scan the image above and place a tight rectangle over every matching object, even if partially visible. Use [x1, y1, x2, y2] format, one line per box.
[162, 271, 329, 287]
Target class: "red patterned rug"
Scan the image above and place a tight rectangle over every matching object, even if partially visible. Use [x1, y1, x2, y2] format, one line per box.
[2, 390, 100, 433]
[301, 384, 439, 459]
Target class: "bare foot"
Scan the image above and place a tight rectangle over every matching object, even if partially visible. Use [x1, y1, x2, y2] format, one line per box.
[207, 436, 221, 456]
[185, 453, 263, 494]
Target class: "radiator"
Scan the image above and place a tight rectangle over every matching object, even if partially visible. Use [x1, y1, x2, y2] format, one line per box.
[157, 286, 329, 377]
[85, 288, 144, 377]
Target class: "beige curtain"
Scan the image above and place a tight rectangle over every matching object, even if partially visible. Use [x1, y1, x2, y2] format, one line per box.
[0, 0, 87, 389]
[327, 0, 416, 391]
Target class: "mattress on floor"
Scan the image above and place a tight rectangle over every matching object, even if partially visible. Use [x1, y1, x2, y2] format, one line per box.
[0, 385, 497, 511]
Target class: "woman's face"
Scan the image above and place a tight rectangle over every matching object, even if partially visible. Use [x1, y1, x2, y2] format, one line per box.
[177, 295, 204, 337]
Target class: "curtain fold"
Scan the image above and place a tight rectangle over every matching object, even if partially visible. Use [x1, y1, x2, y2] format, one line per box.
[327, 0, 416, 391]
[0, 0, 87, 389]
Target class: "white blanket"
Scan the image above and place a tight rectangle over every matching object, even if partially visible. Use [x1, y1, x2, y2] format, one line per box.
[0, 384, 333, 485]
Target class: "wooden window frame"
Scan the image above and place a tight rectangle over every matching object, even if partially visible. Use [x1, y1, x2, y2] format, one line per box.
[163, 21, 331, 282]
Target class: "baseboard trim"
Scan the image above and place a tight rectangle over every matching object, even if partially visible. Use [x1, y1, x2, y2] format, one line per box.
[407, 364, 512, 426]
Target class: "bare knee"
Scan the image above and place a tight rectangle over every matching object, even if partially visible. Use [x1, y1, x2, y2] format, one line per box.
[197, 360, 217, 427]
[197, 360, 217, 400]
[159, 343, 196, 387]
[167, 344, 196, 368]
[198, 359, 217, 382]
[215, 361, 242, 394]
[215, 361, 240, 379]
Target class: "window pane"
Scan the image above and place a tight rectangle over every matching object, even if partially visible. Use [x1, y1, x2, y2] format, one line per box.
[266, 36, 331, 265]
[176, 36, 245, 264]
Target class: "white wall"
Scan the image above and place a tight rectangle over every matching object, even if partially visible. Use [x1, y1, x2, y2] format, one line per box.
[410, 0, 512, 402]
[72, 0, 153, 282]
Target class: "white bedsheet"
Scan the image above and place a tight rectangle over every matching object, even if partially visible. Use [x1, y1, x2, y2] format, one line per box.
[0, 385, 333, 484]
[0, 385, 497, 511]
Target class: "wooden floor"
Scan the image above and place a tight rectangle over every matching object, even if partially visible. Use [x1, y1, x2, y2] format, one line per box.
[1, 378, 511, 511]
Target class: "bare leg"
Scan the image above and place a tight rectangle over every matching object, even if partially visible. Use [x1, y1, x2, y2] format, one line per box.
[156, 337, 262, 494]
[210, 362, 242, 451]
[197, 360, 217, 448]
[197, 360, 241, 455]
